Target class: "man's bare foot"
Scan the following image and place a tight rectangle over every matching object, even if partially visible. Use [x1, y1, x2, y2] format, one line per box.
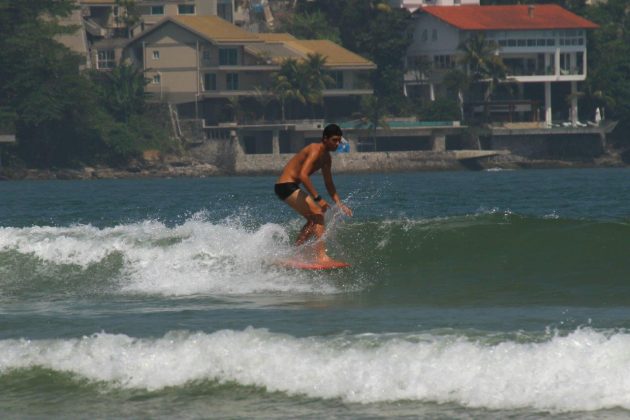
[316, 255, 334, 263]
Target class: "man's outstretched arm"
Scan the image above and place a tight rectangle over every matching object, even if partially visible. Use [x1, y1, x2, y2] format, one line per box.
[322, 163, 352, 216]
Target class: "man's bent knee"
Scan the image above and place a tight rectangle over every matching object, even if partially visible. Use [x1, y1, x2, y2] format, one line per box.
[306, 214, 324, 225]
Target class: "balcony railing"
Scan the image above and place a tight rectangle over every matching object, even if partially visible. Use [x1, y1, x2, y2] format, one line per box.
[505, 65, 584, 77]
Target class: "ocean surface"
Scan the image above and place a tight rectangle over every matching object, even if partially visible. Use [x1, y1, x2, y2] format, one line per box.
[1, 168, 629, 419]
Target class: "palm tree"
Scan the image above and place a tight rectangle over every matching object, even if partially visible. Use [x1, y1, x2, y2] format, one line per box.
[407, 55, 433, 100]
[352, 95, 390, 151]
[302, 53, 335, 117]
[271, 58, 306, 121]
[442, 68, 470, 121]
[253, 87, 274, 121]
[271, 54, 336, 121]
[226, 96, 242, 122]
[458, 33, 508, 118]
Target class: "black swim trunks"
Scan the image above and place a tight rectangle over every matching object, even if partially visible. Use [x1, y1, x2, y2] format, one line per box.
[274, 182, 300, 200]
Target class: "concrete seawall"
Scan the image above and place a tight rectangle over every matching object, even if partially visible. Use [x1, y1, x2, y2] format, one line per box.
[234, 150, 493, 174]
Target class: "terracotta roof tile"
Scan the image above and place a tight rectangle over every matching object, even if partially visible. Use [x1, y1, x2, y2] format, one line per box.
[423, 5, 598, 31]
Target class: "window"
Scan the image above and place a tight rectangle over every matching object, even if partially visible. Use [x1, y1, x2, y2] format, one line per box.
[178, 4, 195, 15]
[202, 49, 211, 61]
[421, 29, 428, 42]
[150, 6, 164, 15]
[219, 48, 238, 65]
[560, 53, 570, 73]
[218, 0, 233, 22]
[433, 55, 453, 69]
[97, 50, 115, 69]
[329, 71, 344, 89]
[432, 29, 437, 41]
[152, 74, 161, 84]
[152, 50, 160, 60]
[204, 73, 216, 91]
[226, 73, 239, 90]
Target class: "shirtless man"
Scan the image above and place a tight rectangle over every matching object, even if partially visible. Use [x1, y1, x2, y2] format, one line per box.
[274, 123, 353, 263]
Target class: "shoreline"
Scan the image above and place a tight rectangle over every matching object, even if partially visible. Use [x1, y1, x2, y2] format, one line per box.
[0, 152, 627, 181]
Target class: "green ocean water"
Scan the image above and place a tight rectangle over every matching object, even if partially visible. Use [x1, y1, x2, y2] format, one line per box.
[1, 168, 630, 419]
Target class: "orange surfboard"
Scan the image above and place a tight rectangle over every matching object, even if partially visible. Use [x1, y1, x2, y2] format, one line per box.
[275, 259, 351, 270]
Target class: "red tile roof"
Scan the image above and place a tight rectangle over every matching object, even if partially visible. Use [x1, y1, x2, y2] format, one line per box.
[422, 5, 598, 31]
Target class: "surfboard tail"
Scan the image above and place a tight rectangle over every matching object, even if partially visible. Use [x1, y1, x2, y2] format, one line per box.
[274, 259, 350, 270]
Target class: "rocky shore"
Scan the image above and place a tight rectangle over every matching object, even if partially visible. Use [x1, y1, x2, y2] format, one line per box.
[0, 150, 626, 181]
[0, 156, 224, 181]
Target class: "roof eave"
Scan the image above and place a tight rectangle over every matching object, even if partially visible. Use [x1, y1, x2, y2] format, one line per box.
[124, 17, 264, 49]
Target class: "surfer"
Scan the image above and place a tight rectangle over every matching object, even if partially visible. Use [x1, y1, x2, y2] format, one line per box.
[274, 123, 352, 263]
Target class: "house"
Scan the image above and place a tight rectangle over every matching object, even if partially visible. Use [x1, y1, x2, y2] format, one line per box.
[392, 0, 480, 12]
[72, 0, 235, 70]
[402, 2, 599, 127]
[129, 0, 235, 35]
[123, 15, 376, 125]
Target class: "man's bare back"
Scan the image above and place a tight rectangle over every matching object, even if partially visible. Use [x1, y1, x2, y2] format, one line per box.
[277, 143, 330, 186]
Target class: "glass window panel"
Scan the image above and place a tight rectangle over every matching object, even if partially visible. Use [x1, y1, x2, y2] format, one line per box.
[204, 73, 216, 91]
[226, 73, 239, 90]
[178, 4, 195, 15]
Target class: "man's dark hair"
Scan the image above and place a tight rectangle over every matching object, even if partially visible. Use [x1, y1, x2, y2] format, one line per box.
[323, 123, 342, 139]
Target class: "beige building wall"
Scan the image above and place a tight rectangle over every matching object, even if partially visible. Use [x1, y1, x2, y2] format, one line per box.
[137, 1, 220, 26]
[130, 22, 203, 99]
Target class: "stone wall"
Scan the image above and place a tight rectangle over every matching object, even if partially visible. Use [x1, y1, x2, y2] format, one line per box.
[490, 134, 604, 160]
[234, 150, 468, 174]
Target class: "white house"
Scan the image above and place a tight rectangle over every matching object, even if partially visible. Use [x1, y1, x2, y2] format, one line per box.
[403, 3, 598, 126]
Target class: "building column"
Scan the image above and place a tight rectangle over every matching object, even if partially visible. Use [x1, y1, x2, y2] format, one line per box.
[429, 83, 435, 101]
[348, 137, 358, 154]
[570, 81, 578, 127]
[432, 134, 446, 152]
[544, 82, 552, 127]
[272, 129, 280, 155]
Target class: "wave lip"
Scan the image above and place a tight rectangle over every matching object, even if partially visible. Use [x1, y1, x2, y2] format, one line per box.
[1, 327, 629, 412]
[0, 218, 340, 297]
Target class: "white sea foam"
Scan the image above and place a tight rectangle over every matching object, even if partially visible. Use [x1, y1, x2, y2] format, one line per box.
[1, 327, 630, 411]
[0, 218, 338, 295]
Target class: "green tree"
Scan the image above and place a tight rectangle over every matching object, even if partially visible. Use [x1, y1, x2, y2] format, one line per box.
[280, 1, 411, 113]
[584, 0, 630, 137]
[352, 95, 390, 150]
[418, 99, 461, 121]
[302, 53, 335, 117]
[459, 33, 507, 98]
[270, 55, 334, 120]
[458, 33, 508, 119]
[277, 10, 341, 43]
[340, 1, 412, 111]
[442, 69, 470, 121]
[0, 0, 109, 166]
[225, 96, 243, 122]
[92, 63, 149, 122]
[271, 58, 306, 121]
[253, 87, 274, 120]
[114, 0, 140, 36]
